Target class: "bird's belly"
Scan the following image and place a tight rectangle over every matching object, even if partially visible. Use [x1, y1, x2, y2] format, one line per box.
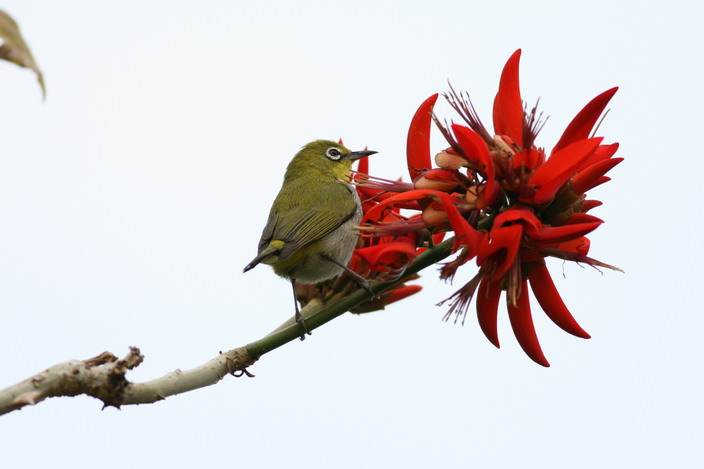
[285, 208, 361, 284]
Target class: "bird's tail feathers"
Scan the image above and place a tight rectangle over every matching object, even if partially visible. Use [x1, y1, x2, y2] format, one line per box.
[243, 240, 285, 273]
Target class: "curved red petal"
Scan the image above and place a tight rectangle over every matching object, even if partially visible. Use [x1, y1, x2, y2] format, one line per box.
[564, 213, 603, 225]
[361, 189, 444, 224]
[432, 232, 447, 244]
[582, 142, 620, 169]
[414, 168, 462, 192]
[529, 263, 590, 338]
[407, 94, 439, 181]
[452, 124, 498, 206]
[531, 221, 602, 244]
[590, 176, 611, 190]
[493, 205, 542, 235]
[581, 200, 602, 213]
[480, 224, 523, 280]
[529, 137, 603, 205]
[436, 193, 483, 259]
[476, 276, 501, 348]
[355, 240, 418, 269]
[507, 280, 550, 367]
[450, 124, 491, 164]
[423, 168, 460, 182]
[552, 87, 618, 153]
[356, 155, 369, 175]
[513, 148, 544, 171]
[493, 49, 523, 144]
[357, 186, 386, 203]
[571, 158, 623, 194]
[385, 285, 423, 305]
[554, 236, 590, 256]
[531, 138, 603, 186]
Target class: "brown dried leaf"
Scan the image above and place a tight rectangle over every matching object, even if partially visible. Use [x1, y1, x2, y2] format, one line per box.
[0, 9, 45, 98]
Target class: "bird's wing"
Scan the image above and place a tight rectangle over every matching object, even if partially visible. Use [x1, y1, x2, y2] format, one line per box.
[260, 180, 358, 261]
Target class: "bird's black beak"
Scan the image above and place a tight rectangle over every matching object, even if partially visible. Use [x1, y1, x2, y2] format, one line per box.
[346, 150, 377, 161]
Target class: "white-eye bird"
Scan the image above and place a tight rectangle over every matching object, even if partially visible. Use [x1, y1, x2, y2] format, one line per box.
[243, 140, 377, 335]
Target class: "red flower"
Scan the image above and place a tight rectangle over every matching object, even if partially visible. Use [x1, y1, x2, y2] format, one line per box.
[358, 49, 622, 366]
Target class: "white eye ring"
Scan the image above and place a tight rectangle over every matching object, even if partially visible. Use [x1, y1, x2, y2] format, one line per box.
[325, 147, 342, 160]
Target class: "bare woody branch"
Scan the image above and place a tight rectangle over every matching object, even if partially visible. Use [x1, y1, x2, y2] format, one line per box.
[0, 239, 455, 417]
[0, 345, 254, 415]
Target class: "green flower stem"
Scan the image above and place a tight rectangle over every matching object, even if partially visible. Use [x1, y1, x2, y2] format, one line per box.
[245, 237, 455, 359]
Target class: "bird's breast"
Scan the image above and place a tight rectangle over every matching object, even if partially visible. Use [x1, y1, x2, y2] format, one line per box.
[281, 183, 361, 284]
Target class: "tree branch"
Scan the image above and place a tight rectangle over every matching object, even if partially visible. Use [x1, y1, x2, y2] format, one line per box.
[0, 238, 454, 416]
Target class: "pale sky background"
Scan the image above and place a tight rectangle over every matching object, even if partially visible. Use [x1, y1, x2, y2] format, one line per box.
[0, 1, 701, 468]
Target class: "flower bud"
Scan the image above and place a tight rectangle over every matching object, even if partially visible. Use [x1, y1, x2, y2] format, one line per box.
[465, 184, 485, 207]
[493, 135, 516, 157]
[421, 203, 448, 226]
[435, 149, 468, 170]
[414, 169, 459, 192]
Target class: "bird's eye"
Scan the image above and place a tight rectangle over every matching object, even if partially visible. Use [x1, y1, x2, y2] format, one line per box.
[325, 148, 342, 160]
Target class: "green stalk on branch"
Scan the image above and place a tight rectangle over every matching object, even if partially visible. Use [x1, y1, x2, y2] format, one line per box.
[245, 237, 454, 359]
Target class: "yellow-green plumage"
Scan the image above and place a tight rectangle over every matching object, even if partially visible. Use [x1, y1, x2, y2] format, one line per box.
[244, 140, 376, 285]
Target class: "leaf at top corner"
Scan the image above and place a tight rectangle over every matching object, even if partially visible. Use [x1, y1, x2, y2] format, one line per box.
[0, 10, 45, 98]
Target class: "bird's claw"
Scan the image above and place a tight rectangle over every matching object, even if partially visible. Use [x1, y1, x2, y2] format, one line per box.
[225, 356, 256, 378]
[295, 310, 312, 341]
[230, 368, 256, 378]
[359, 280, 379, 300]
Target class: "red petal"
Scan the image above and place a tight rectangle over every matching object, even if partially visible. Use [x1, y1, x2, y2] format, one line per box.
[357, 155, 369, 175]
[492, 49, 523, 144]
[385, 285, 423, 305]
[432, 232, 447, 244]
[590, 176, 611, 190]
[507, 280, 550, 367]
[356, 184, 385, 201]
[423, 168, 460, 182]
[581, 200, 602, 213]
[529, 263, 590, 338]
[452, 124, 498, 206]
[436, 193, 483, 259]
[529, 138, 603, 205]
[414, 168, 462, 192]
[355, 239, 418, 269]
[360, 218, 426, 238]
[450, 125, 491, 165]
[407, 94, 439, 181]
[513, 149, 544, 171]
[478, 224, 523, 280]
[531, 138, 602, 186]
[476, 277, 501, 348]
[362, 189, 443, 224]
[388, 200, 422, 211]
[571, 158, 623, 194]
[554, 236, 590, 256]
[493, 205, 542, 236]
[582, 142, 620, 169]
[552, 87, 618, 153]
[531, 221, 601, 245]
[564, 213, 603, 225]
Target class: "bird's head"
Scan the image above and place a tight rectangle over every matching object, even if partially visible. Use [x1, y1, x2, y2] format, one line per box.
[287, 140, 377, 180]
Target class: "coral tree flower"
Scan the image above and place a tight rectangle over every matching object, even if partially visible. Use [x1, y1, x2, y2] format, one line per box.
[357, 49, 622, 366]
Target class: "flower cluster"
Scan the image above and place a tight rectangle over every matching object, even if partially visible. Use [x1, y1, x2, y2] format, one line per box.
[355, 50, 622, 366]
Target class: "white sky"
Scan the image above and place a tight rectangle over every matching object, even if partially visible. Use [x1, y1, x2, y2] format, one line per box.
[1, 1, 701, 468]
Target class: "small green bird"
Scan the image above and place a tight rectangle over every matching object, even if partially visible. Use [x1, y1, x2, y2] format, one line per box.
[243, 140, 377, 335]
